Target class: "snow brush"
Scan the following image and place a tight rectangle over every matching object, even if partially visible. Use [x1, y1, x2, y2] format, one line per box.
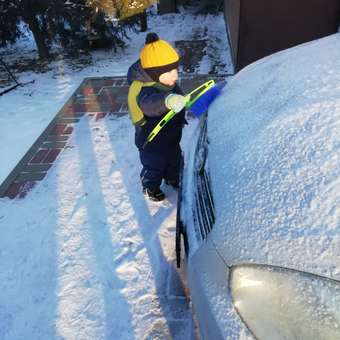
[142, 80, 225, 148]
[188, 81, 226, 118]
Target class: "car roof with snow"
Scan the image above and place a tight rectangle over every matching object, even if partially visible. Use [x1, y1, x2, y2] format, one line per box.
[207, 33, 340, 280]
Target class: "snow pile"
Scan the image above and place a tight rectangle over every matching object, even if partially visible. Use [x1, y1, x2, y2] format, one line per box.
[208, 33, 340, 279]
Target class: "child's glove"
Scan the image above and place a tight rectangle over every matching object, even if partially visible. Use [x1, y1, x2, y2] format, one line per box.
[165, 94, 186, 113]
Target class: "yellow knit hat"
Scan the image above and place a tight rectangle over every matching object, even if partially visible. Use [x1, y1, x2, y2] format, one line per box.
[140, 33, 180, 81]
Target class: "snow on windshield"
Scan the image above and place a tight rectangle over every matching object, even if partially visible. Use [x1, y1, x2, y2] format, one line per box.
[207, 33, 340, 279]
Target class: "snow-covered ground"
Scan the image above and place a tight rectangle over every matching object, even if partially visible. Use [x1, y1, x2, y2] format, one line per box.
[0, 112, 199, 339]
[0, 9, 230, 340]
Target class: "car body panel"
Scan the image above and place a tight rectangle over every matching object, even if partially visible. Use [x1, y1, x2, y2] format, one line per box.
[180, 33, 340, 339]
[188, 237, 253, 340]
[180, 118, 254, 339]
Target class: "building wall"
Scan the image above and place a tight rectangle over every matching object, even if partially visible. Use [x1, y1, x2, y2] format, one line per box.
[224, 0, 340, 71]
[223, 0, 240, 70]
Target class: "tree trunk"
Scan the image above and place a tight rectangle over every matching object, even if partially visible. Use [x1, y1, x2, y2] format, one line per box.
[140, 10, 148, 32]
[23, 12, 50, 60]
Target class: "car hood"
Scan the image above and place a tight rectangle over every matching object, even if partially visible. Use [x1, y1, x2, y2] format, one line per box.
[207, 33, 340, 281]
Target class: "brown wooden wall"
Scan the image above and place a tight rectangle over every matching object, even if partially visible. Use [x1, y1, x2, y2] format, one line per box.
[224, 0, 340, 71]
[223, 0, 240, 71]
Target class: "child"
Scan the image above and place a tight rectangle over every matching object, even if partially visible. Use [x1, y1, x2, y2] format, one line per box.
[127, 32, 186, 202]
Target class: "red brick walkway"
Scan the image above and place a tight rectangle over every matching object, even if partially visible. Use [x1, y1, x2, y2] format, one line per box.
[0, 75, 225, 199]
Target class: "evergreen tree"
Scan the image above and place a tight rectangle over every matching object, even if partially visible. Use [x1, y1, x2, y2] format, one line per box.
[0, 0, 140, 59]
[0, 1, 21, 45]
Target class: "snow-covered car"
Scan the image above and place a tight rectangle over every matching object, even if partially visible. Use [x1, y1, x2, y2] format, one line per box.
[177, 33, 340, 339]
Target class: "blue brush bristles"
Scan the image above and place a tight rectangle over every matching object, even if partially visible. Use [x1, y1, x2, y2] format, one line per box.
[189, 81, 226, 118]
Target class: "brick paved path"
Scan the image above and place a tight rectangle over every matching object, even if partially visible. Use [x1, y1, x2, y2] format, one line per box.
[0, 75, 225, 199]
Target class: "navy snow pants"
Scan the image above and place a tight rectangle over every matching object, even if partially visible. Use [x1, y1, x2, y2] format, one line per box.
[139, 144, 182, 190]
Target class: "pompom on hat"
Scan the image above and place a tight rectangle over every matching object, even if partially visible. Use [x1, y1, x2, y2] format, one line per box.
[140, 32, 180, 81]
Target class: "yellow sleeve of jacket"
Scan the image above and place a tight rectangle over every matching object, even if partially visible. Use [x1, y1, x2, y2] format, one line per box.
[128, 80, 155, 126]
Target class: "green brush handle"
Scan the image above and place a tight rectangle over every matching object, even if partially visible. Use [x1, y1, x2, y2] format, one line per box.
[142, 80, 215, 148]
[185, 79, 215, 107]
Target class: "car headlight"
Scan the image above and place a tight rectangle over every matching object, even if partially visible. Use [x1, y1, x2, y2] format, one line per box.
[230, 265, 340, 340]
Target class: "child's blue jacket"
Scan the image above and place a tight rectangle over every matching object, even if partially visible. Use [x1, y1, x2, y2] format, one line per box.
[127, 61, 185, 151]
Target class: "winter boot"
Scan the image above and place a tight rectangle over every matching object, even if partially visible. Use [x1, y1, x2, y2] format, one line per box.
[143, 187, 165, 202]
